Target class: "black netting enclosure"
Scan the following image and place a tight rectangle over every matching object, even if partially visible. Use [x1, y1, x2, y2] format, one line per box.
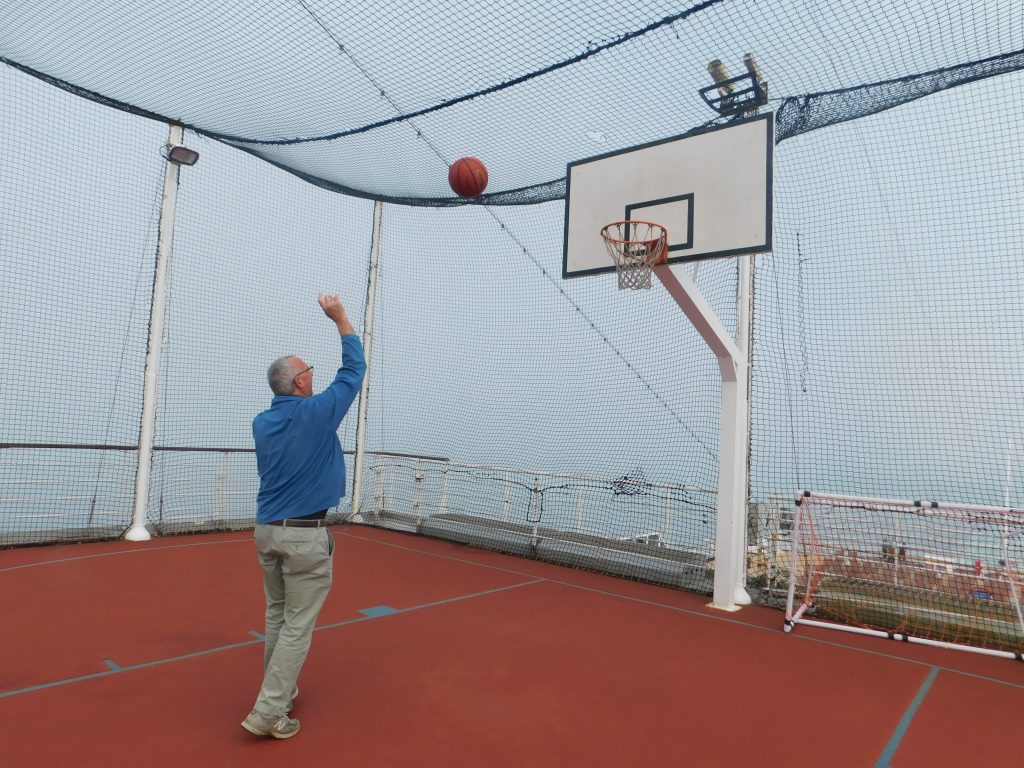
[3, 0, 1024, 650]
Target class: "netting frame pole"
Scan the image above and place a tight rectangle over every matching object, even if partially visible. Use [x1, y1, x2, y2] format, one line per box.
[783, 501, 804, 629]
[126, 123, 185, 542]
[1002, 534, 1024, 638]
[350, 200, 383, 523]
[652, 263, 752, 610]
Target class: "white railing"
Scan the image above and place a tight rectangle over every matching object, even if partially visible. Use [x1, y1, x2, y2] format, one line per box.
[359, 454, 718, 553]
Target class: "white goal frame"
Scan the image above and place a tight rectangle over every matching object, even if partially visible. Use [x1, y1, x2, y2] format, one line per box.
[784, 491, 1024, 661]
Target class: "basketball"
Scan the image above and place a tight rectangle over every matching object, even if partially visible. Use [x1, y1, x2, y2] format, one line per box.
[448, 157, 488, 198]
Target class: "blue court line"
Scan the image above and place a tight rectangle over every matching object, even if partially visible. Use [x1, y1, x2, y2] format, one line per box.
[875, 666, 940, 768]
[318, 580, 545, 630]
[102, 659, 123, 672]
[0, 578, 543, 699]
[360, 605, 399, 618]
[249, 631, 266, 640]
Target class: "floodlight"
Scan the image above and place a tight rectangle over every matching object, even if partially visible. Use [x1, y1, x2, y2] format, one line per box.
[698, 54, 768, 117]
[707, 60, 735, 97]
[164, 144, 199, 166]
[742, 53, 765, 88]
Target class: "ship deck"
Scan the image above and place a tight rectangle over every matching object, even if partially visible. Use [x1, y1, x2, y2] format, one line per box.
[3, 524, 1023, 767]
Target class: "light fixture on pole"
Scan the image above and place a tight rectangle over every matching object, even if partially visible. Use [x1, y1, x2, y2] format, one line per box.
[699, 54, 768, 116]
[127, 123, 194, 542]
[163, 142, 199, 166]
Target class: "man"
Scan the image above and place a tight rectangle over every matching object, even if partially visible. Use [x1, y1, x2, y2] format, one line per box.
[241, 293, 366, 739]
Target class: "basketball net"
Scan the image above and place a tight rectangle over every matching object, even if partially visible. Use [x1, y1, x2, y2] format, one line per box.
[600, 221, 669, 290]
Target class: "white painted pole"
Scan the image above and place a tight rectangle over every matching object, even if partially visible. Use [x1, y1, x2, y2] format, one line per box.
[1005, 437, 1014, 508]
[126, 123, 184, 541]
[413, 462, 424, 526]
[653, 263, 751, 610]
[789, 617, 1024, 660]
[501, 474, 511, 522]
[718, 360, 752, 609]
[350, 200, 383, 522]
[737, 252, 756, 594]
[574, 485, 586, 531]
[783, 502, 805, 627]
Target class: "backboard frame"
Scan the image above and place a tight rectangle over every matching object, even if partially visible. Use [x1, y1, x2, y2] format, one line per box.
[562, 112, 774, 279]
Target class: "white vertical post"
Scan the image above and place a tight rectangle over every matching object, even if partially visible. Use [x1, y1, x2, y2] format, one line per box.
[350, 200, 383, 522]
[126, 123, 185, 542]
[212, 452, 230, 524]
[501, 473, 511, 522]
[574, 485, 587, 531]
[369, 463, 383, 518]
[738, 251, 755, 571]
[1004, 437, 1014, 508]
[1003, 535, 1024, 639]
[413, 462, 424, 527]
[653, 263, 751, 610]
[717, 357, 752, 608]
[783, 500, 806, 628]
[439, 468, 450, 516]
[529, 475, 541, 547]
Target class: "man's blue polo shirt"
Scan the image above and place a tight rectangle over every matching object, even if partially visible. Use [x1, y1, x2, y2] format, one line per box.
[253, 334, 366, 523]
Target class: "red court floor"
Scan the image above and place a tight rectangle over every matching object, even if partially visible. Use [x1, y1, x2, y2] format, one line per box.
[3, 524, 1023, 767]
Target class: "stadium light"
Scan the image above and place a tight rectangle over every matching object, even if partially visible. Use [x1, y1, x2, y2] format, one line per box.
[707, 59, 735, 98]
[699, 54, 768, 117]
[163, 144, 199, 166]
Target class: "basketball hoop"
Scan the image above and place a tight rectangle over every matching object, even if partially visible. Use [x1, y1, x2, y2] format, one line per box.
[600, 221, 668, 290]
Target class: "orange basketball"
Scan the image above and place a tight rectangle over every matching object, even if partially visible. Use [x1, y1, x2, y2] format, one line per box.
[448, 157, 488, 198]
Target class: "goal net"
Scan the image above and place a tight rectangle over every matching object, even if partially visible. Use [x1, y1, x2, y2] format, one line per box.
[784, 491, 1024, 659]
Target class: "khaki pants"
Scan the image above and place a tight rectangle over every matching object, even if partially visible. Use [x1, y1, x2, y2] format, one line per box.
[252, 524, 334, 719]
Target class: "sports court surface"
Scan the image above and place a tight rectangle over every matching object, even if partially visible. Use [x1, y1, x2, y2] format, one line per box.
[4, 524, 1023, 767]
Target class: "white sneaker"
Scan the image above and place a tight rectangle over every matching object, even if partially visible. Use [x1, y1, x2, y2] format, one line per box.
[241, 710, 301, 739]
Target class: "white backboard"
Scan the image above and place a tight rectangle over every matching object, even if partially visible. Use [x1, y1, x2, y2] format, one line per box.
[563, 113, 774, 278]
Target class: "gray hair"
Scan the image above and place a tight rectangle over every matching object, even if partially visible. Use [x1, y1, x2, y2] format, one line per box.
[267, 355, 299, 396]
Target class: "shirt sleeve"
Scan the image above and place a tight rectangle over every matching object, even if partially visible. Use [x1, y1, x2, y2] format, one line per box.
[309, 334, 367, 429]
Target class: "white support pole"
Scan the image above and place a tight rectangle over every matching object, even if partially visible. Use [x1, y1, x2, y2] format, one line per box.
[1005, 437, 1014, 508]
[350, 200, 383, 522]
[501, 473, 512, 522]
[654, 263, 751, 610]
[126, 123, 184, 542]
[212, 452, 230, 524]
[783, 502, 805, 628]
[413, 465, 424, 526]
[738, 250, 756, 557]
[574, 485, 587, 531]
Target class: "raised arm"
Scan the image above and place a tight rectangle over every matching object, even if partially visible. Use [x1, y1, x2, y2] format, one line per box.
[312, 294, 366, 428]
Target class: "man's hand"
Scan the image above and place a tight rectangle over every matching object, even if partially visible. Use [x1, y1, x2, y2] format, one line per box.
[318, 294, 357, 335]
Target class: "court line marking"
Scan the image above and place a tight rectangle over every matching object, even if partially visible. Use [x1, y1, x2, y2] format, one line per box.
[0, 537, 252, 573]
[336, 529, 1024, 692]
[0, 579, 543, 699]
[875, 666, 940, 767]
[359, 605, 399, 617]
[3, 526, 1023, 693]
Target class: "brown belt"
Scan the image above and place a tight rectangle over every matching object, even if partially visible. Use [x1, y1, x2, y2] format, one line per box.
[265, 518, 328, 528]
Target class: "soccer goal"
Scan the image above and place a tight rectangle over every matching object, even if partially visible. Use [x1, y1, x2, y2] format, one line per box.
[784, 491, 1024, 660]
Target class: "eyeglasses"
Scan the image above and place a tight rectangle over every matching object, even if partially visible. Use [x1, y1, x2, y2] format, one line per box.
[294, 365, 313, 382]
